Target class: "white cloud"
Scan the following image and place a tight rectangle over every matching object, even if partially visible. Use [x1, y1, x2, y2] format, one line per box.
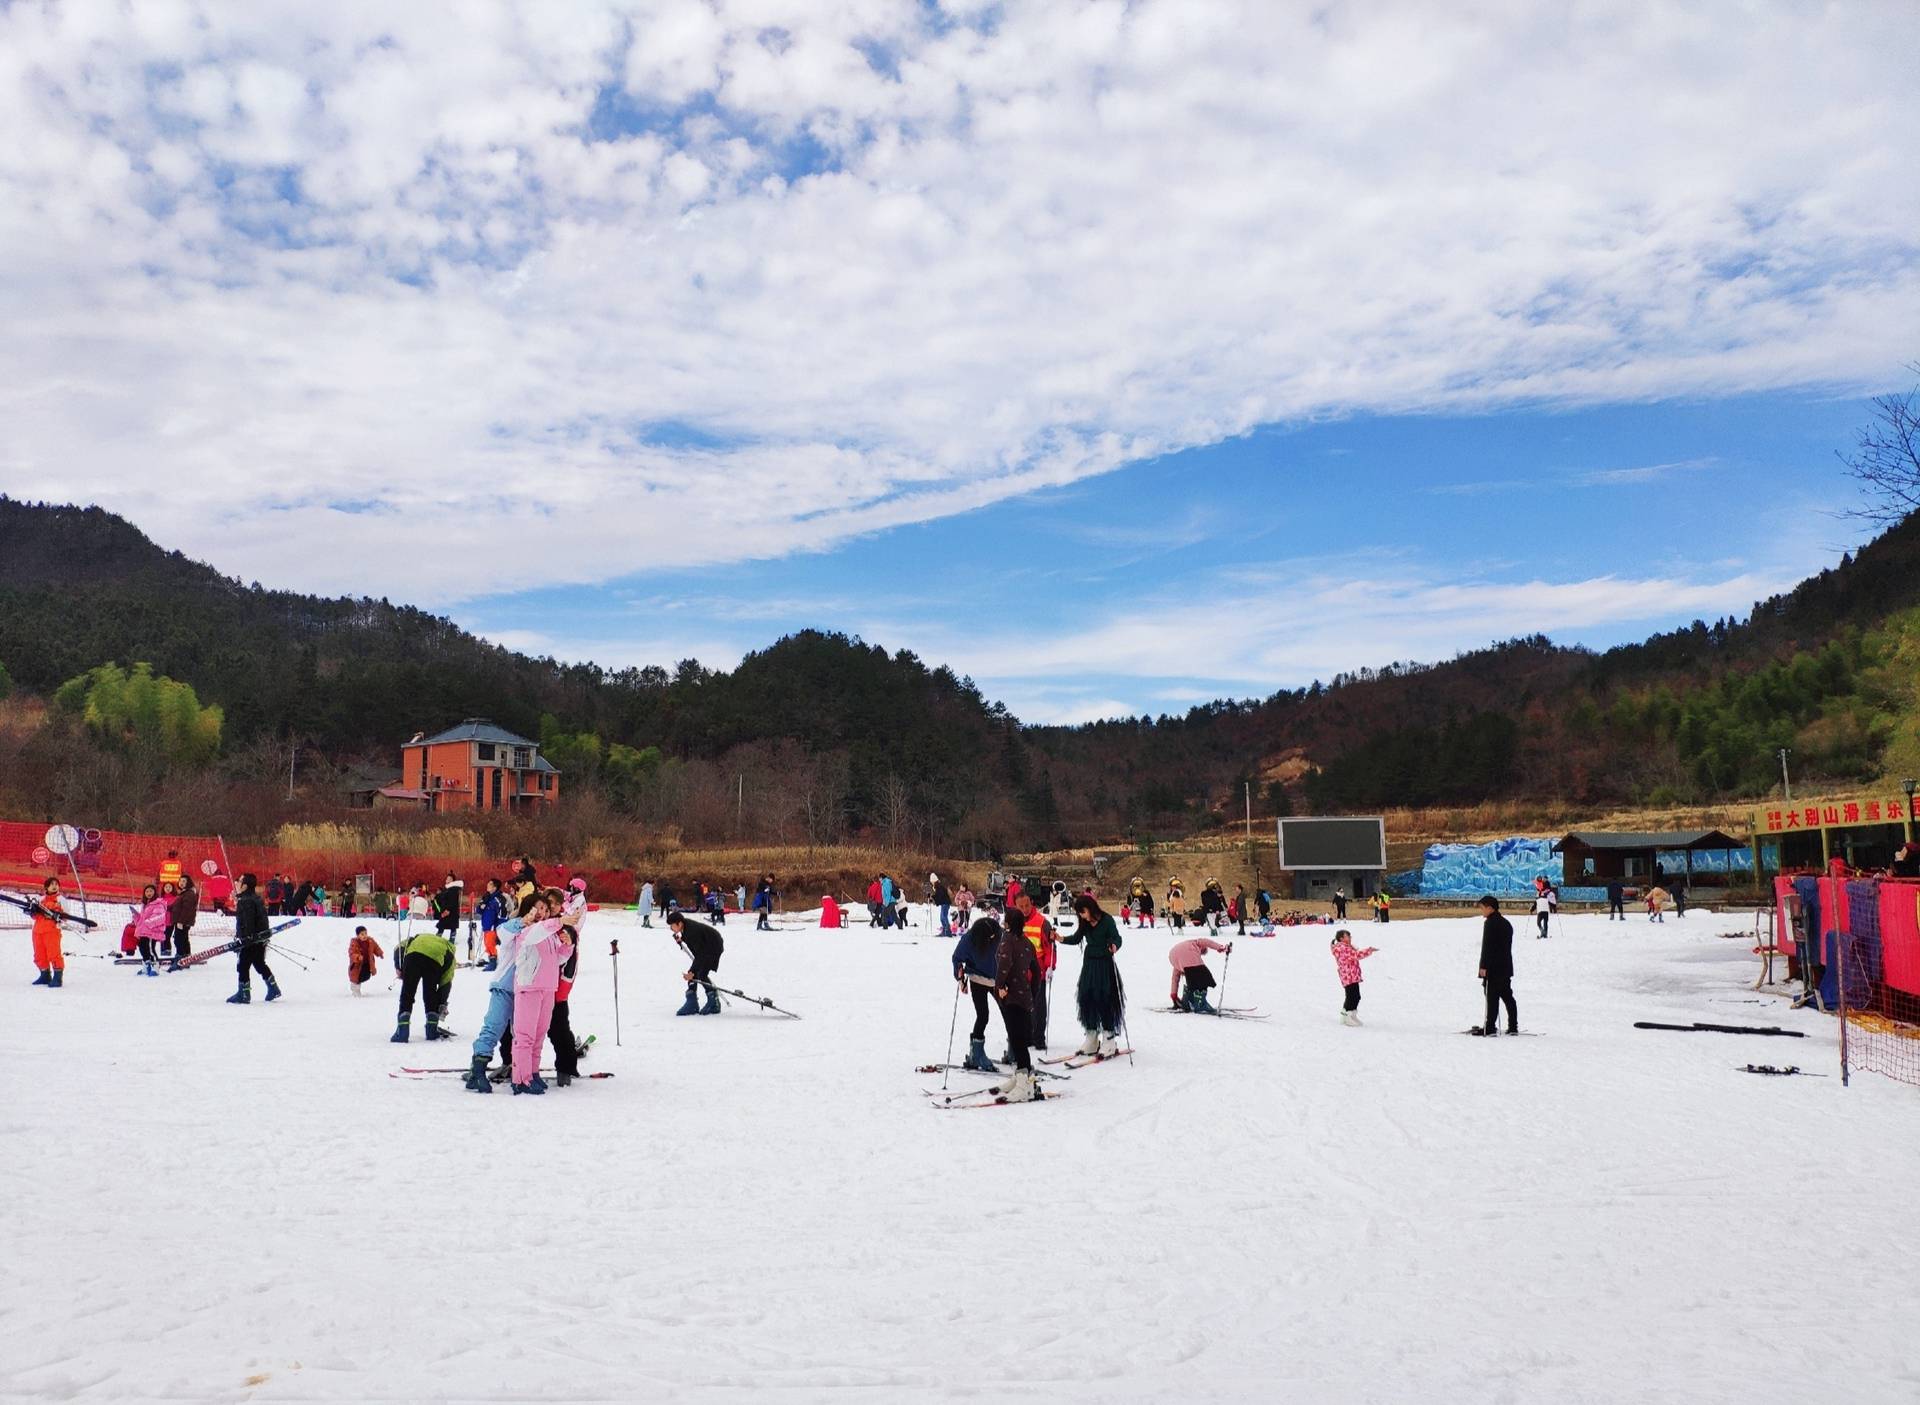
[0, 2, 1915, 603]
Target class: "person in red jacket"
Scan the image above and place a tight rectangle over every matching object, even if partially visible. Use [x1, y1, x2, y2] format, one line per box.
[30, 877, 67, 987]
[866, 878, 884, 927]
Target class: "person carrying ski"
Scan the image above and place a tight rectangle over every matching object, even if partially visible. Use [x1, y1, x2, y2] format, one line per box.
[228, 873, 280, 1005]
[1063, 894, 1126, 1057]
[1474, 895, 1517, 1036]
[952, 916, 1001, 1072]
[510, 913, 573, 1095]
[667, 909, 724, 1015]
[476, 878, 507, 969]
[989, 909, 1042, 1103]
[1168, 932, 1231, 1012]
[348, 926, 384, 995]
[166, 875, 199, 969]
[132, 883, 170, 977]
[29, 876, 67, 987]
[390, 921, 457, 1042]
[1330, 929, 1376, 1025]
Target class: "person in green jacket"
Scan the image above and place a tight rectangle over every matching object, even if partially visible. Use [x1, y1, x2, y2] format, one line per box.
[391, 926, 458, 1042]
[1062, 893, 1126, 1057]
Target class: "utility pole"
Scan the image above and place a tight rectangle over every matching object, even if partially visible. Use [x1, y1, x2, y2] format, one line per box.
[1777, 748, 1791, 803]
[288, 741, 297, 801]
[736, 774, 744, 836]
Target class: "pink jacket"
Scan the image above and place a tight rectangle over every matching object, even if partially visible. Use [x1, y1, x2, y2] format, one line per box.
[134, 898, 170, 939]
[1332, 942, 1375, 984]
[513, 918, 569, 994]
[1168, 936, 1228, 969]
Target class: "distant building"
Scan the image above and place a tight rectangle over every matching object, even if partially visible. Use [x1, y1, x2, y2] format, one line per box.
[399, 719, 560, 813]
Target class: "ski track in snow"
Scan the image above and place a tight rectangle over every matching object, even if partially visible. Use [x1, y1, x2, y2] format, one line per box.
[3, 908, 1919, 1403]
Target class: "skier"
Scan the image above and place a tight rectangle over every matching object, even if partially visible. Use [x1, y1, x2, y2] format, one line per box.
[132, 883, 169, 977]
[637, 879, 655, 928]
[432, 872, 463, 943]
[866, 877, 884, 927]
[989, 906, 1043, 1102]
[476, 878, 507, 969]
[390, 917, 457, 1041]
[1532, 878, 1555, 939]
[347, 925, 384, 995]
[1474, 895, 1517, 1036]
[667, 908, 724, 1015]
[166, 875, 199, 969]
[952, 883, 975, 931]
[511, 914, 573, 1095]
[753, 874, 776, 932]
[1166, 878, 1187, 930]
[29, 876, 66, 987]
[1062, 894, 1126, 1056]
[465, 890, 545, 1092]
[951, 916, 1001, 1072]
[227, 873, 280, 1005]
[1330, 929, 1376, 1025]
[1168, 931, 1230, 1012]
[1005, 890, 1057, 1053]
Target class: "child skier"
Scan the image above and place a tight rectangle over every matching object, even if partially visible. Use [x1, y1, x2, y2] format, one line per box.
[132, 883, 170, 977]
[476, 878, 507, 969]
[951, 916, 1000, 1072]
[348, 926, 384, 995]
[667, 908, 724, 1015]
[1331, 929, 1377, 1025]
[1167, 932, 1231, 1012]
[29, 876, 66, 987]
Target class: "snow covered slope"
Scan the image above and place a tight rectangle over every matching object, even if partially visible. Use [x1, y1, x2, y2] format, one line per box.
[4, 907, 1916, 1403]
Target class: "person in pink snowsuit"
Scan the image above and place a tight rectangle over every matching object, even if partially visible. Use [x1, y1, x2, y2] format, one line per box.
[1331, 929, 1377, 1025]
[133, 884, 171, 976]
[510, 912, 573, 1094]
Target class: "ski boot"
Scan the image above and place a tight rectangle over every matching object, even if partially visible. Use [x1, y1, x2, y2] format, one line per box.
[31, 969, 50, 987]
[264, 978, 282, 1002]
[49, 969, 63, 988]
[511, 1081, 545, 1096]
[227, 982, 251, 1005]
[141, 963, 158, 978]
[700, 984, 721, 1015]
[999, 1068, 1039, 1103]
[1340, 1010, 1359, 1026]
[963, 1037, 997, 1073]
[463, 1055, 493, 1094]
[166, 959, 184, 973]
[555, 1068, 574, 1088]
[1186, 990, 1216, 1014]
[675, 984, 700, 1016]
[390, 1013, 411, 1042]
[489, 1059, 513, 1084]
[1470, 1025, 1496, 1037]
[1097, 1030, 1120, 1058]
[424, 1011, 449, 1040]
[1077, 1028, 1101, 1056]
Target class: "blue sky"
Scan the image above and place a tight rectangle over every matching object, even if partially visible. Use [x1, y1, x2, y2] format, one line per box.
[2, 2, 1916, 726]
[466, 390, 1882, 722]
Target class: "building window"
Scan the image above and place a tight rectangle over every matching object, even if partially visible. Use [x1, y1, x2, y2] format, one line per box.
[515, 747, 531, 769]
[477, 743, 495, 762]
[540, 773, 552, 792]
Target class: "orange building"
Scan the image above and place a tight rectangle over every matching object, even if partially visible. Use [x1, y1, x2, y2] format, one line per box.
[399, 719, 560, 813]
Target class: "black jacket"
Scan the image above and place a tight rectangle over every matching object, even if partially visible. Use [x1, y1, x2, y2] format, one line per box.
[677, 919, 723, 978]
[236, 890, 271, 945]
[1479, 912, 1514, 980]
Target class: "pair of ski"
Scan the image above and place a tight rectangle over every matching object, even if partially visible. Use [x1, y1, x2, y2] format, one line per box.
[392, 1066, 614, 1080]
[915, 1063, 1068, 1082]
[1155, 1005, 1266, 1020]
[695, 979, 800, 1019]
[172, 918, 304, 968]
[1040, 1048, 1132, 1069]
[1634, 1021, 1805, 1038]
[0, 892, 100, 928]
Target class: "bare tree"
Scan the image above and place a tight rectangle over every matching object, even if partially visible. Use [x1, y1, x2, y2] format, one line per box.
[879, 772, 915, 849]
[799, 753, 850, 847]
[1842, 366, 1920, 524]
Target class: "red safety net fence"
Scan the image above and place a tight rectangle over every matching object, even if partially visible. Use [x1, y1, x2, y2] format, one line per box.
[0, 818, 637, 924]
[1838, 876, 1920, 1089]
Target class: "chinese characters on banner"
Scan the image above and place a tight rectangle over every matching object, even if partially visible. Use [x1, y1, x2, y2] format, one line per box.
[1757, 797, 1908, 834]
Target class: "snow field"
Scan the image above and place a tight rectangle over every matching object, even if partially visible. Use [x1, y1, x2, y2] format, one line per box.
[3, 907, 1919, 1403]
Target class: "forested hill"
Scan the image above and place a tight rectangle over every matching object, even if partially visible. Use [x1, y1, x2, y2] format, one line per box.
[2, 494, 1918, 845]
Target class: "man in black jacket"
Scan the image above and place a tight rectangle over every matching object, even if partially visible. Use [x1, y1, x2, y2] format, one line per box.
[228, 873, 280, 1005]
[667, 909, 724, 1016]
[1475, 894, 1516, 1036]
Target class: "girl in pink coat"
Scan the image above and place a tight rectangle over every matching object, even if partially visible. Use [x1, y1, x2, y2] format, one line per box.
[510, 910, 573, 1094]
[133, 884, 171, 977]
[1331, 929, 1377, 1026]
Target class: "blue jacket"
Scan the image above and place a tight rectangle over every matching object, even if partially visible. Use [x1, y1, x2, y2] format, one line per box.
[952, 929, 997, 982]
[881, 877, 895, 904]
[477, 891, 506, 932]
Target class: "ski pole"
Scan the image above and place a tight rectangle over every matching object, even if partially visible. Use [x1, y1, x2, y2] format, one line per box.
[941, 977, 962, 1092]
[1216, 944, 1232, 1017]
[269, 943, 312, 970]
[1115, 964, 1135, 1067]
[610, 939, 621, 1047]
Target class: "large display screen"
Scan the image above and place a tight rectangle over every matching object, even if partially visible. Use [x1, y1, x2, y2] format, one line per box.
[1277, 817, 1386, 870]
